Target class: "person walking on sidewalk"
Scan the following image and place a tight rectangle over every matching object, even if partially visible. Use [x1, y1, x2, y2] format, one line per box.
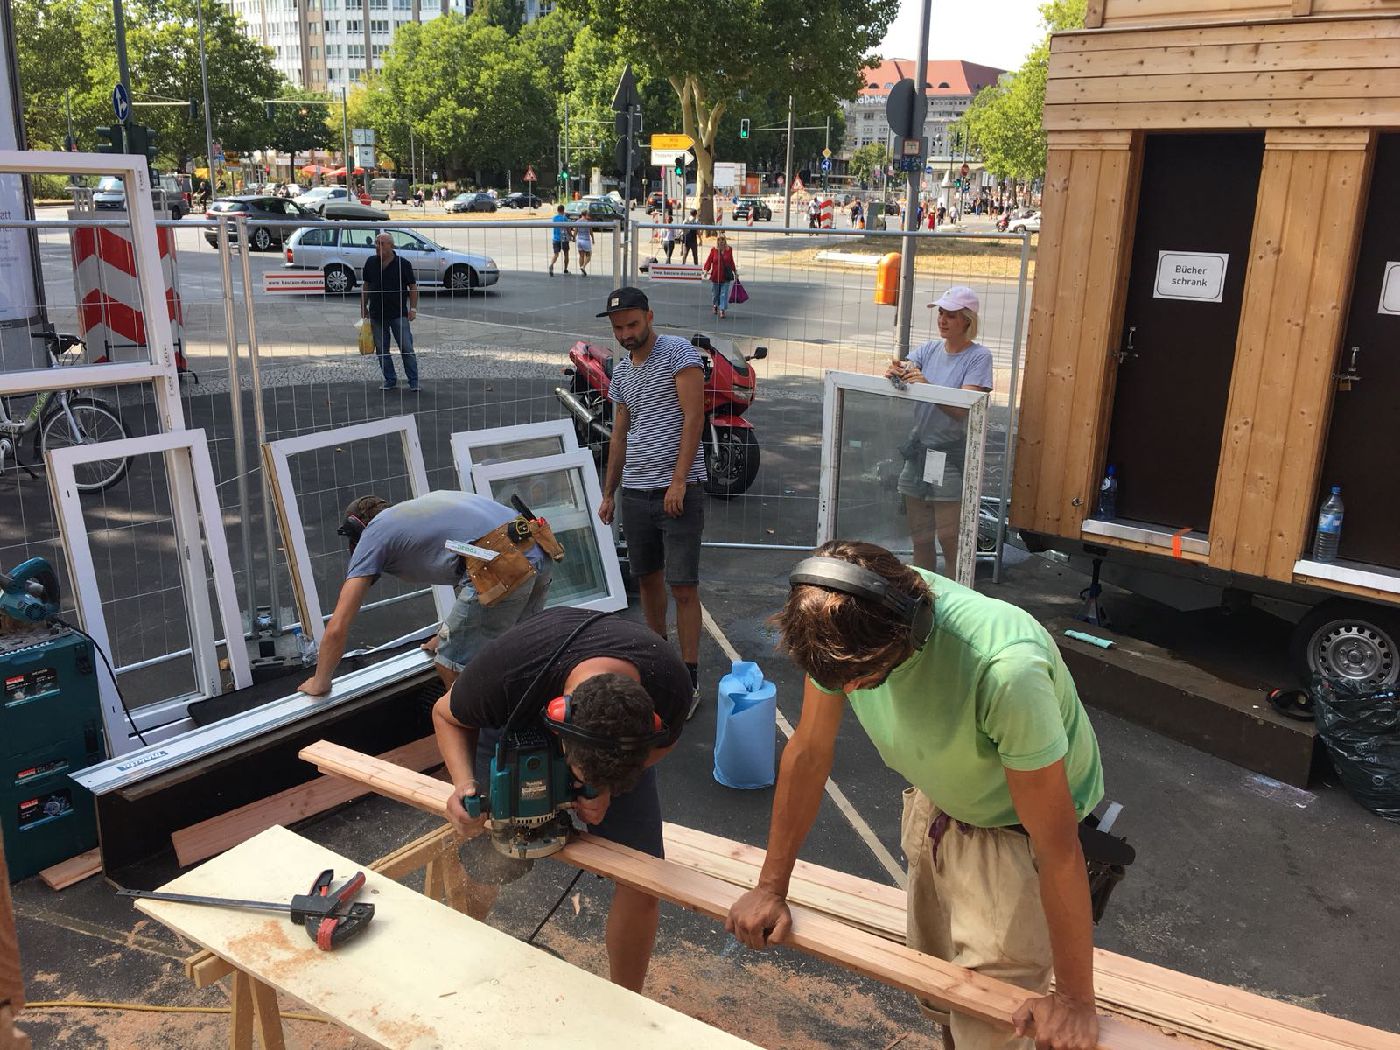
[574, 219, 594, 276]
[680, 210, 701, 265]
[362, 232, 419, 392]
[549, 203, 572, 275]
[661, 213, 677, 263]
[595, 287, 707, 718]
[702, 234, 738, 318]
[728, 540, 1106, 1050]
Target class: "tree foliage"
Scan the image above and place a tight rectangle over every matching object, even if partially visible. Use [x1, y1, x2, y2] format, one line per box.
[847, 142, 889, 187]
[954, 0, 1084, 190]
[558, 0, 897, 219]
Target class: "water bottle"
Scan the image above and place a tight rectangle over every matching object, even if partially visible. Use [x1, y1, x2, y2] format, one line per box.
[1313, 486, 1344, 563]
[1096, 465, 1118, 520]
[289, 625, 317, 666]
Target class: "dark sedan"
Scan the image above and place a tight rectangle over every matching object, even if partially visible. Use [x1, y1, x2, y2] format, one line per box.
[204, 196, 320, 251]
[501, 192, 544, 209]
[447, 191, 497, 213]
[731, 197, 772, 222]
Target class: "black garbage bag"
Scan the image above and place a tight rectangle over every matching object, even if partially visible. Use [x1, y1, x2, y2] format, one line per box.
[1311, 676, 1400, 823]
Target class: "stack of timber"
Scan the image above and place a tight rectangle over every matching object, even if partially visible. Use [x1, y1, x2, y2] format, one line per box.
[300, 741, 1400, 1050]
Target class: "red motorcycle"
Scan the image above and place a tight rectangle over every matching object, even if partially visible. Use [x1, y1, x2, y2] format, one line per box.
[555, 332, 767, 498]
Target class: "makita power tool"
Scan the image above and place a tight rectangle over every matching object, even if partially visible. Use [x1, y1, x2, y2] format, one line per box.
[0, 558, 60, 623]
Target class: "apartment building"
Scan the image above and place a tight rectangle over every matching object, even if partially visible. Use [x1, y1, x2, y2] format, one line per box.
[842, 58, 1005, 161]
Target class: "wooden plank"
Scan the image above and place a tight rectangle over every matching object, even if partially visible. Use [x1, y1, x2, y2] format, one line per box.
[0, 836, 23, 1015]
[173, 735, 443, 867]
[1292, 572, 1400, 607]
[249, 976, 286, 1050]
[229, 970, 254, 1050]
[38, 849, 101, 891]
[1086, 0, 1107, 26]
[1045, 68, 1400, 106]
[1076, 531, 1212, 564]
[1051, 15, 1400, 55]
[1292, 0, 1315, 13]
[0, 1004, 30, 1050]
[1046, 130, 1136, 150]
[1266, 129, 1372, 150]
[139, 827, 760, 1049]
[1043, 97, 1400, 132]
[1050, 38, 1400, 81]
[1098, 0, 1285, 26]
[187, 950, 237, 989]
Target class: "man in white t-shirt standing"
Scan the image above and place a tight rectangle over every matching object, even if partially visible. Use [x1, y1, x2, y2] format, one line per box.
[596, 287, 708, 718]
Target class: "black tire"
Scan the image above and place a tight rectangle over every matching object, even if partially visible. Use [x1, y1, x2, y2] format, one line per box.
[445, 265, 477, 294]
[34, 396, 132, 493]
[323, 264, 355, 295]
[1290, 599, 1400, 688]
[251, 226, 273, 252]
[702, 426, 760, 498]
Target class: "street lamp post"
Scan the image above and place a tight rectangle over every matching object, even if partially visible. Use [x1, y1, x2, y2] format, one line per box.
[196, 0, 216, 186]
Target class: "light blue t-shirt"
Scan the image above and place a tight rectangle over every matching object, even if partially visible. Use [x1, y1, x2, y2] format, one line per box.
[909, 338, 994, 445]
[551, 212, 570, 245]
[345, 491, 541, 586]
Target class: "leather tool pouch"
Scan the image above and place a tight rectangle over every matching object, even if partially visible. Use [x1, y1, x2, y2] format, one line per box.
[462, 523, 535, 607]
[528, 517, 566, 562]
[1077, 824, 1135, 924]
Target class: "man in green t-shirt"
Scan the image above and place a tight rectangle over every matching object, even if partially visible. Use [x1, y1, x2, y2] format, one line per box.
[726, 540, 1105, 1050]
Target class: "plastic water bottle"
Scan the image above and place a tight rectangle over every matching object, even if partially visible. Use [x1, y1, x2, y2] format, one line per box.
[1096, 465, 1119, 520]
[289, 625, 317, 666]
[1313, 486, 1344, 563]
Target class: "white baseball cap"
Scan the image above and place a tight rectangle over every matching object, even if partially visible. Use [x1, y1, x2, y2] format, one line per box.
[928, 285, 979, 313]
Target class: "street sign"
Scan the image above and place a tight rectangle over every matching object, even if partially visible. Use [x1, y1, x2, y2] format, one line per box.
[821, 158, 832, 172]
[651, 133, 694, 152]
[352, 128, 376, 146]
[524, 165, 537, 182]
[885, 78, 926, 139]
[650, 148, 685, 169]
[822, 148, 832, 159]
[612, 65, 640, 112]
[111, 83, 130, 123]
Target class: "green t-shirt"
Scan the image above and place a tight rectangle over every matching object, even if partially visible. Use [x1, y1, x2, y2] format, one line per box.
[821, 570, 1104, 828]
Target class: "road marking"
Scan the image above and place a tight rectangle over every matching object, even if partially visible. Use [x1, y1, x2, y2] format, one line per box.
[700, 603, 907, 888]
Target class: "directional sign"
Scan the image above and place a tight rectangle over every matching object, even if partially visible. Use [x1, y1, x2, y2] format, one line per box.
[651, 133, 694, 152]
[821, 158, 832, 172]
[111, 83, 130, 123]
[524, 164, 537, 182]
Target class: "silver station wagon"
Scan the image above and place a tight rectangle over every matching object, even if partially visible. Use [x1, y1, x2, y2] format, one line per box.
[283, 226, 500, 295]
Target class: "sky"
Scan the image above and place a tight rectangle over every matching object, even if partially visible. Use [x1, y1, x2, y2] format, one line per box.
[877, 0, 1047, 73]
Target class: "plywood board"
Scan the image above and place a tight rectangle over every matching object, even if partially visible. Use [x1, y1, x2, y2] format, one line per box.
[136, 827, 759, 1050]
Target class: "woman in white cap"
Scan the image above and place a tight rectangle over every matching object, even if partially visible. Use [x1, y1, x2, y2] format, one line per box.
[884, 285, 993, 576]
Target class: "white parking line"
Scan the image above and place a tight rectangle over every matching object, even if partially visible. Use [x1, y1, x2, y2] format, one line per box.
[700, 603, 907, 888]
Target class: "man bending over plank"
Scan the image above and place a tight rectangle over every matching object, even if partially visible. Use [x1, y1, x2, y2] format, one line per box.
[727, 540, 1106, 1050]
[434, 607, 690, 992]
[299, 490, 554, 696]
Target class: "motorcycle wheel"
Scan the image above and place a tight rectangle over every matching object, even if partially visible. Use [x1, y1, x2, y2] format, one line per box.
[703, 426, 760, 499]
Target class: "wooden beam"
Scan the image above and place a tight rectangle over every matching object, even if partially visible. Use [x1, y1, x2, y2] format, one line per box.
[1043, 97, 1400, 132]
[1051, 16, 1400, 55]
[0, 836, 26, 1035]
[38, 849, 101, 892]
[172, 735, 444, 866]
[296, 742, 1180, 1050]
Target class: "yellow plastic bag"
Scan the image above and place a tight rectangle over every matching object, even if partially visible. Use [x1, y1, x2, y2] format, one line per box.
[356, 318, 376, 356]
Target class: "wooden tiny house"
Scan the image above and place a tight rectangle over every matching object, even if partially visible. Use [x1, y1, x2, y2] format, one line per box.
[1010, 9, 1400, 683]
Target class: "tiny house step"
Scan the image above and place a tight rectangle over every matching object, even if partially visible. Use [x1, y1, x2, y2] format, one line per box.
[1050, 616, 1315, 788]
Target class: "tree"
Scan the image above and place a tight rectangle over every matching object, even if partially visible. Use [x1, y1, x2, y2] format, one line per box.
[954, 0, 1085, 198]
[262, 91, 338, 177]
[475, 0, 525, 35]
[559, 0, 899, 221]
[847, 142, 889, 187]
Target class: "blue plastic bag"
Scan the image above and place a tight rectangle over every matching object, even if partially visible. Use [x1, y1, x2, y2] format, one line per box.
[713, 660, 777, 789]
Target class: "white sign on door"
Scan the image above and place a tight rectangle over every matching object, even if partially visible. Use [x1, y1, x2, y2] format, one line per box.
[1153, 251, 1229, 303]
[1379, 261, 1400, 316]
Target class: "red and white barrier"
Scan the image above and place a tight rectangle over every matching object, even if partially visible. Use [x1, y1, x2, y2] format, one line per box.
[69, 215, 183, 363]
[819, 198, 835, 229]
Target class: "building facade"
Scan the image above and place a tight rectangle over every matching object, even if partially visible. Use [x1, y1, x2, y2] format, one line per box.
[842, 58, 1004, 162]
[220, 0, 555, 90]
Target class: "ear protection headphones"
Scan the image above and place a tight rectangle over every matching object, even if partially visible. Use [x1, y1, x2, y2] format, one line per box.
[788, 556, 934, 648]
[544, 694, 668, 752]
[337, 513, 369, 549]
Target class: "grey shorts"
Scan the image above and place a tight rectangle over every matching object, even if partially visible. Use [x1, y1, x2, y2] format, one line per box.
[898, 443, 968, 502]
[620, 484, 704, 585]
[434, 561, 553, 673]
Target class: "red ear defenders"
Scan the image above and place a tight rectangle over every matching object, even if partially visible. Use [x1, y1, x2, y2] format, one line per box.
[544, 695, 668, 752]
[337, 513, 369, 548]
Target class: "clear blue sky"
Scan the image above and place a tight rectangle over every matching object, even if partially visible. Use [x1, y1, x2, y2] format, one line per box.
[878, 0, 1047, 72]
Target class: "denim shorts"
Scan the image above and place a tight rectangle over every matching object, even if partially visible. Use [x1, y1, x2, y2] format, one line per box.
[620, 484, 704, 585]
[434, 561, 553, 672]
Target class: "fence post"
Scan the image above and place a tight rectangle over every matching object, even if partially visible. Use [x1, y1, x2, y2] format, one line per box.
[217, 220, 256, 622]
[233, 214, 283, 624]
[992, 231, 1033, 584]
[613, 220, 625, 288]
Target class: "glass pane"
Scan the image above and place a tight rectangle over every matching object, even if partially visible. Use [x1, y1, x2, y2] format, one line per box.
[342, 227, 376, 249]
[831, 387, 973, 577]
[483, 468, 608, 608]
[468, 435, 569, 471]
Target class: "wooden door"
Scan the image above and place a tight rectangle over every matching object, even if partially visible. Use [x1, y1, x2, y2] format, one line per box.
[1105, 133, 1264, 531]
[1314, 134, 1400, 569]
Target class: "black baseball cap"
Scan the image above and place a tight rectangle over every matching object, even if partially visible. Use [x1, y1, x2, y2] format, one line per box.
[596, 286, 650, 317]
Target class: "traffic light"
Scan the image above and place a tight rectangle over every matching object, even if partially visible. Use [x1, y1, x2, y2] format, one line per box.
[126, 124, 158, 174]
[95, 125, 125, 154]
[265, 101, 275, 122]
[674, 157, 684, 177]
[188, 100, 198, 121]
[558, 168, 568, 183]
[739, 118, 750, 140]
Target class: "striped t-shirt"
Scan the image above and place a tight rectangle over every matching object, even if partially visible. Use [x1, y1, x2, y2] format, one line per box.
[608, 334, 707, 489]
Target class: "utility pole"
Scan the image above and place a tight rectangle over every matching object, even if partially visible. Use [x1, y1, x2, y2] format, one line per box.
[823, 115, 830, 194]
[782, 94, 795, 227]
[340, 86, 351, 194]
[113, 0, 132, 128]
[196, 0, 215, 183]
[563, 98, 570, 200]
[894, 0, 933, 360]
[409, 125, 416, 187]
[64, 89, 74, 151]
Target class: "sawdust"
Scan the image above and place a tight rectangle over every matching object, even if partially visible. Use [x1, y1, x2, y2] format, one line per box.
[226, 918, 304, 983]
[17, 1004, 373, 1049]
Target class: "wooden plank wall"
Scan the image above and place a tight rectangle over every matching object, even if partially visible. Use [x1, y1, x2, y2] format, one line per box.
[1092, 0, 1399, 30]
[1010, 131, 1139, 537]
[1045, 17, 1400, 131]
[1208, 129, 1372, 580]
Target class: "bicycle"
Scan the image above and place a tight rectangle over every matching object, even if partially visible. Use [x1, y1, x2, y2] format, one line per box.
[0, 329, 132, 493]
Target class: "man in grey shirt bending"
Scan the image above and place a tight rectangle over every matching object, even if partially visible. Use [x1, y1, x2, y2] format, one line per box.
[297, 490, 552, 696]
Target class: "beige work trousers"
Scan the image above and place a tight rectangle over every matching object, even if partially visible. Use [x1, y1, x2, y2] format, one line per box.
[900, 787, 1054, 1050]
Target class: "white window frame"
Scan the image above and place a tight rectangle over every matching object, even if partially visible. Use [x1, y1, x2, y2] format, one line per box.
[817, 370, 989, 588]
[46, 429, 252, 756]
[450, 419, 579, 492]
[471, 450, 626, 613]
[262, 415, 454, 644]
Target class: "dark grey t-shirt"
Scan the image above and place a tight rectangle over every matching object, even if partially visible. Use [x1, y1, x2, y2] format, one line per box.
[908, 338, 994, 446]
[345, 491, 540, 586]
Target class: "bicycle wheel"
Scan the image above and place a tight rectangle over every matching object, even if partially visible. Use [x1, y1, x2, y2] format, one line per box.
[35, 396, 132, 492]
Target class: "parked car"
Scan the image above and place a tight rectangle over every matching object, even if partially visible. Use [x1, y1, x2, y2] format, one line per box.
[322, 202, 390, 221]
[369, 177, 411, 202]
[446, 191, 497, 213]
[731, 197, 772, 222]
[500, 192, 544, 209]
[203, 196, 321, 251]
[564, 196, 625, 224]
[644, 191, 666, 214]
[283, 225, 500, 295]
[1007, 211, 1042, 234]
[91, 175, 191, 220]
[294, 185, 371, 213]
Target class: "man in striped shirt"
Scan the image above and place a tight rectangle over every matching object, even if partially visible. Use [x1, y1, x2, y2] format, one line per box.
[596, 287, 708, 717]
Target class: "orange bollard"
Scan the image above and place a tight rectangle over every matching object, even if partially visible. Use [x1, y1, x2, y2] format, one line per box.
[874, 252, 900, 306]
